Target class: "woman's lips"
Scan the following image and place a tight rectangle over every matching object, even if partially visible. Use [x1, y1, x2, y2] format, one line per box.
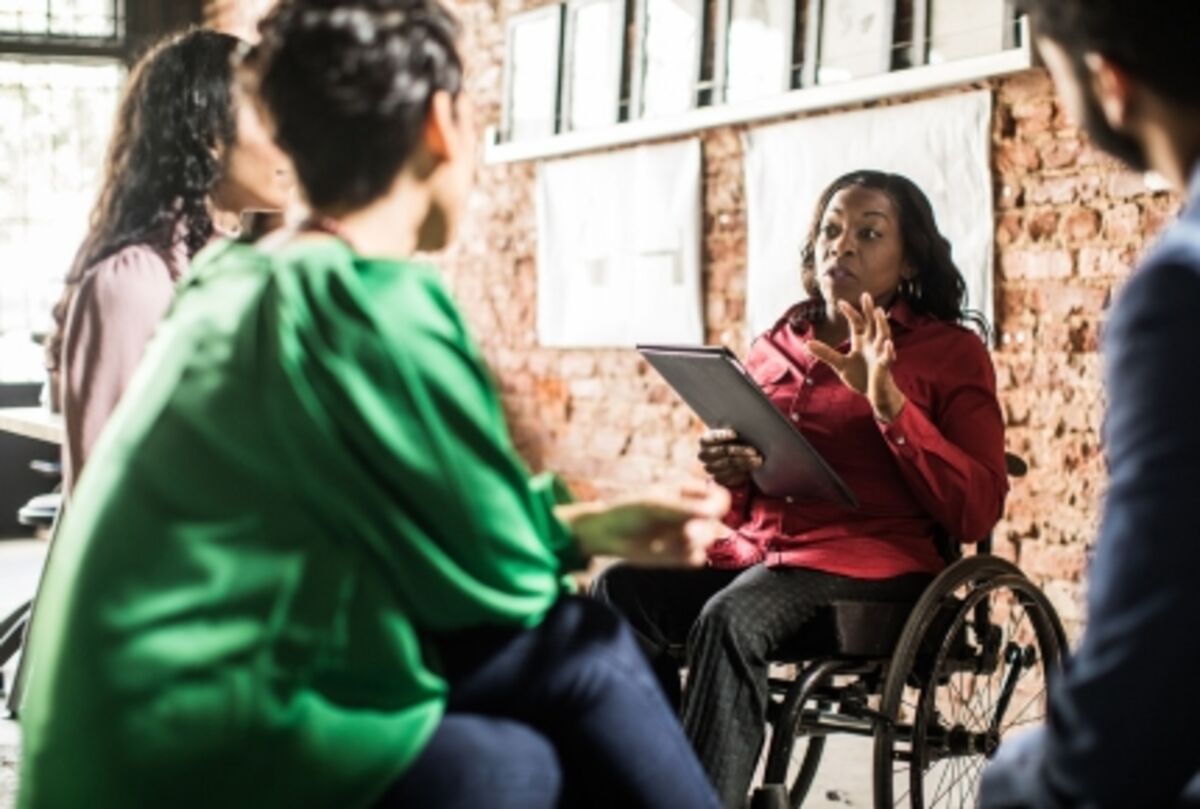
[823, 265, 857, 281]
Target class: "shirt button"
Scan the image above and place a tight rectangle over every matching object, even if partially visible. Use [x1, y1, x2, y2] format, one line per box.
[804, 377, 815, 386]
[785, 496, 795, 504]
[896, 435, 907, 445]
[790, 413, 800, 422]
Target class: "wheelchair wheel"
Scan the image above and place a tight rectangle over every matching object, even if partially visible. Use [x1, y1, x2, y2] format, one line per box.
[873, 557, 1067, 808]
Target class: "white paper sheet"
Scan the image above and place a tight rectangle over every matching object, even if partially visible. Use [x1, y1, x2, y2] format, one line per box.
[742, 90, 995, 339]
[724, 0, 792, 103]
[566, 0, 621, 130]
[537, 140, 703, 347]
[639, 0, 703, 117]
[509, 14, 561, 140]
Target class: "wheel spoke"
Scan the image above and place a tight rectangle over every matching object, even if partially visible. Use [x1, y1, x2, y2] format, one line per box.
[929, 756, 964, 807]
[929, 759, 953, 808]
[1000, 686, 1047, 733]
[956, 756, 987, 808]
[949, 676, 988, 730]
[890, 576, 1060, 809]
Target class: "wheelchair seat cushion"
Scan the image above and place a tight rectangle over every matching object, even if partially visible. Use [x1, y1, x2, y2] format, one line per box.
[771, 599, 917, 661]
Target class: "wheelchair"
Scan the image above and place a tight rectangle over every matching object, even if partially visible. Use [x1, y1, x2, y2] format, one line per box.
[744, 453, 1068, 809]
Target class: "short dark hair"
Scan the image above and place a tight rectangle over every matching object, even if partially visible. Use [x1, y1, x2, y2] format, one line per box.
[1018, 0, 1200, 108]
[245, 0, 463, 211]
[800, 170, 983, 332]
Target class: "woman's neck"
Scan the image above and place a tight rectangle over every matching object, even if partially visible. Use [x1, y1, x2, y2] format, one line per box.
[314, 176, 429, 259]
[209, 207, 242, 239]
[815, 291, 898, 344]
[815, 316, 849, 346]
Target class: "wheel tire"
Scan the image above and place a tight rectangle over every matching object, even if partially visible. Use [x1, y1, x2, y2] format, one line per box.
[873, 557, 1067, 808]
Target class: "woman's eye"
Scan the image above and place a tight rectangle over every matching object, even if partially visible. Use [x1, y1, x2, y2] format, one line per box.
[821, 224, 840, 239]
[860, 229, 881, 240]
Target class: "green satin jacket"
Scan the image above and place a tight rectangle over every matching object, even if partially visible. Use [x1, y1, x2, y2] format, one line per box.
[18, 238, 580, 807]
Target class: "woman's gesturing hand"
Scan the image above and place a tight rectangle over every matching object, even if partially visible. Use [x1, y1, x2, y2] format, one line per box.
[807, 292, 907, 422]
[698, 428, 762, 488]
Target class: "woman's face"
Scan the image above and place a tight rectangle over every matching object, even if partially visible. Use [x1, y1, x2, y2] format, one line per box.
[814, 185, 911, 310]
[213, 94, 295, 216]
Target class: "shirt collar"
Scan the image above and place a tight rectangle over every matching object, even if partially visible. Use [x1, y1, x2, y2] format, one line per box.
[886, 296, 921, 331]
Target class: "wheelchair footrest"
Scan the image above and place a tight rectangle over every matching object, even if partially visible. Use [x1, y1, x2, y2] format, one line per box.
[749, 784, 789, 809]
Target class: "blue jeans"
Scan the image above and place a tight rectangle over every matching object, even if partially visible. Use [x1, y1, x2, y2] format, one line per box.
[377, 596, 721, 809]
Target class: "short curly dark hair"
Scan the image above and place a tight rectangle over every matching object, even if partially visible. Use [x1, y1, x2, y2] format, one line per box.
[46, 28, 242, 374]
[244, 0, 463, 212]
[1018, 0, 1200, 108]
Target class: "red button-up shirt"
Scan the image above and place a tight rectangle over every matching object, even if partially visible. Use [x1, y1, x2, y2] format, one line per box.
[707, 299, 1008, 579]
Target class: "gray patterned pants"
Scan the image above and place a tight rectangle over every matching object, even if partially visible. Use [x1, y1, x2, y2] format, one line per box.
[592, 563, 930, 808]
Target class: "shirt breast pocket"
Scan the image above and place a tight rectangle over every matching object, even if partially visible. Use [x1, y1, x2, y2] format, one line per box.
[748, 355, 792, 396]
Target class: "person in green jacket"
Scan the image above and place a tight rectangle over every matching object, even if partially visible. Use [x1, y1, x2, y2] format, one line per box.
[16, 1, 727, 807]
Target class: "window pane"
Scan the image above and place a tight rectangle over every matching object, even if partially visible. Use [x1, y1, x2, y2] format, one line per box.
[0, 0, 124, 39]
[0, 57, 123, 348]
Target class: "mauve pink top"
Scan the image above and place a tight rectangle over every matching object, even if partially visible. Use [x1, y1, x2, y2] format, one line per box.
[60, 240, 188, 492]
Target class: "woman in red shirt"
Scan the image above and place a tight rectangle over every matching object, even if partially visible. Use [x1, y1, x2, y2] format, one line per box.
[593, 170, 1008, 807]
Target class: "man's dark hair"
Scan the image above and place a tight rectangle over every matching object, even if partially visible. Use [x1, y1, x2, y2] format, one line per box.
[245, 0, 463, 211]
[1018, 0, 1200, 108]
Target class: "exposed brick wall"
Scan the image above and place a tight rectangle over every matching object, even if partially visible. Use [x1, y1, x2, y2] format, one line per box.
[205, 0, 1184, 636]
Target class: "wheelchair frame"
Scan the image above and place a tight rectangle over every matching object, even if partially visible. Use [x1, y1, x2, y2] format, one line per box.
[751, 549, 1068, 809]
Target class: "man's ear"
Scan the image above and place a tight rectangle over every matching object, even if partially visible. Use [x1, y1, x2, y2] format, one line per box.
[423, 90, 458, 162]
[1084, 52, 1137, 131]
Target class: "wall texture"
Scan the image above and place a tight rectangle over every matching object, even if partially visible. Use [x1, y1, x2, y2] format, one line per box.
[206, 0, 1184, 636]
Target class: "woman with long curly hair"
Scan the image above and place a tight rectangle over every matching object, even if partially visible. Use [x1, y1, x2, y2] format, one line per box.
[47, 27, 293, 492]
[594, 170, 1009, 807]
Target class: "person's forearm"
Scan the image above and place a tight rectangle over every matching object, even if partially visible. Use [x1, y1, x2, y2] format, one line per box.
[870, 373, 907, 422]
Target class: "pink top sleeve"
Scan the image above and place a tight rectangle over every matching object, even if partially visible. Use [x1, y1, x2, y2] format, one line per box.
[60, 243, 183, 492]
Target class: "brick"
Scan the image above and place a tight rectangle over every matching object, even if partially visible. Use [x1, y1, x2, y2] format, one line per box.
[1012, 99, 1055, 135]
[999, 249, 1074, 281]
[1061, 207, 1101, 243]
[558, 353, 596, 379]
[591, 428, 632, 459]
[1102, 203, 1142, 242]
[996, 211, 1023, 248]
[995, 140, 1041, 174]
[1077, 246, 1137, 280]
[1145, 197, 1185, 239]
[1108, 170, 1150, 199]
[998, 70, 1055, 104]
[1027, 210, 1060, 242]
[1024, 175, 1079, 206]
[996, 180, 1024, 209]
[1040, 137, 1083, 170]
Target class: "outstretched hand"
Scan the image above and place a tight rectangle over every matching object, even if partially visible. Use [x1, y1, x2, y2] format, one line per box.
[561, 485, 731, 567]
[807, 292, 907, 422]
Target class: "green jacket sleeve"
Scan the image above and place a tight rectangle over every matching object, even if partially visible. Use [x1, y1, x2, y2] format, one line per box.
[263, 250, 582, 632]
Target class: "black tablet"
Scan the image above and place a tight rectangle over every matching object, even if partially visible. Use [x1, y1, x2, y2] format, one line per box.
[637, 344, 858, 507]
